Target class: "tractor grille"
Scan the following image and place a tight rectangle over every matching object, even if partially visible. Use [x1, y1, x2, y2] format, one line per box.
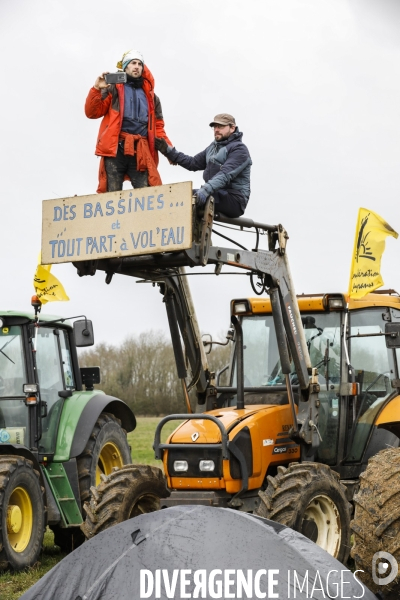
[167, 447, 223, 477]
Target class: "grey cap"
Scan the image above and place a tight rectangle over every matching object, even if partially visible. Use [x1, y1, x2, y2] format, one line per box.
[209, 113, 236, 127]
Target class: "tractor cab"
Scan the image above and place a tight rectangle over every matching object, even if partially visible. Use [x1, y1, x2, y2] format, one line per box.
[0, 311, 93, 457]
[214, 291, 400, 474]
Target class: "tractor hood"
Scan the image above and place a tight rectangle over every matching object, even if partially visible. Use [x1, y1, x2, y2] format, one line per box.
[169, 406, 276, 444]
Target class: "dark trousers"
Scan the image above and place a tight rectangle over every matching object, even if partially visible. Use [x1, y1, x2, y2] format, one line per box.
[213, 189, 246, 218]
[104, 145, 148, 192]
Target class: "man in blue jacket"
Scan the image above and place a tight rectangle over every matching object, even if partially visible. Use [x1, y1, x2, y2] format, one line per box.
[155, 113, 252, 217]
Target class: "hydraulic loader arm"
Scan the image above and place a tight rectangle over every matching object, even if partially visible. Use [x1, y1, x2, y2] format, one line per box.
[160, 268, 210, 406]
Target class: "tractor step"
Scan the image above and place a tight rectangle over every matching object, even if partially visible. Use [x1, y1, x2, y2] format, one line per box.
[42, 463, 82, 526]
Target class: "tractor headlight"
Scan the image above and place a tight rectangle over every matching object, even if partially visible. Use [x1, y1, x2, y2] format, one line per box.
[199, 460, 215, 472]
[233, 300, 250, 314]
[23, 383, 38, 393]
[328, 298, 345, 309]
[322, 294, 345, 311]
[173, 460, 188, 472]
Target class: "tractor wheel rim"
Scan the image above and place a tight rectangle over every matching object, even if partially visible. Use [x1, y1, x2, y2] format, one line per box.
[301, 494, 341, 557]
[128, 493, 160, 519]
[7, 487, 33, 552]
[96, 441, 124, 486]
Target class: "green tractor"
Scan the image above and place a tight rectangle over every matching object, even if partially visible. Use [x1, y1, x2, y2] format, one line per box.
[0, 301, 135, 570]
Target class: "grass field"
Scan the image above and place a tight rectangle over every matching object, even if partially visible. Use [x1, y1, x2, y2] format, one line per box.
[128, 416, 180, 465]
[0, 417, 180, 600]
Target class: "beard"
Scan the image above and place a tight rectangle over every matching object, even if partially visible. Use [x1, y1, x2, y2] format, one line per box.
[215, 132, 231, 142]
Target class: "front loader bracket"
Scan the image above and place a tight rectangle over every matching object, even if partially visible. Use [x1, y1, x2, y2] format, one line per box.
[291, 370, 321, 461]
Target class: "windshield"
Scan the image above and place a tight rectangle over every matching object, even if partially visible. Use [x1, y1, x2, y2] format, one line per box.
[230, 311, 342, 465]
[234, 312, 341, 388]
[0, 326, 29, 446]
[0, 326, 26, 398]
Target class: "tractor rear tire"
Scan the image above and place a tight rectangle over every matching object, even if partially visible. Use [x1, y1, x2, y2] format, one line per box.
[81, 464, 170, 539]
[0, 456, 45, 571]
[256, 462, 351, 563]
[53, 412, 131, 552]
[351, 447, 400, 599]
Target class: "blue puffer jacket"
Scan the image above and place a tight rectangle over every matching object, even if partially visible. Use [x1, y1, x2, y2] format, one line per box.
[168, 129, 252, 206]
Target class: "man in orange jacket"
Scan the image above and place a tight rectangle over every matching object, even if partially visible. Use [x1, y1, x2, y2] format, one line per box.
[85, 50, 172, 193]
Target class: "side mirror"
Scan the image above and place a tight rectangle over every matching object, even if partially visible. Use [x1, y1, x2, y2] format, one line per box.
[73, 319, 94, 347]
[202, 334, 213, 355]
[385, 323, 400, 348]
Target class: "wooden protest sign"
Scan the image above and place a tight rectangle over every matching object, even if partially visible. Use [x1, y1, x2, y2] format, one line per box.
[42, 182, 193, 264]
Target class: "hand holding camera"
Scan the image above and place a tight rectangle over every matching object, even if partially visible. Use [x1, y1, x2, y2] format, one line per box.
[94, 72, 111, 91]
[94, 72, 127, 91]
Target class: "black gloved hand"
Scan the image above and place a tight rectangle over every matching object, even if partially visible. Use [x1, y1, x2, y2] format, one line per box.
[155, 137, 170, 155]
[195, 188, 209, 206]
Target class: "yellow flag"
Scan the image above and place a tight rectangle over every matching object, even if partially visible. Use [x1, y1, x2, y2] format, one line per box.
[33, 264, 70, 304]
[348, 208, 398, 299]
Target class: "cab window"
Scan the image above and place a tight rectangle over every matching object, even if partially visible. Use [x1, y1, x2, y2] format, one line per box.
[60, 329, 75, 389]
[35, 327, 75, 454]
[304, 313, 341, 465]
[0, 326, 26, 398]
[0, 326, 29, 446]
[347, 309, 394, 461]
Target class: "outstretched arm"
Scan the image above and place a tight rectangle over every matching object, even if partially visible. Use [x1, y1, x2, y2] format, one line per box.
[162, 145, 207, 172]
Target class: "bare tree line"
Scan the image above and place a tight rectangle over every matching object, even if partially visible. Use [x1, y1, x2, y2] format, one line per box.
[80, 331, 231, 415]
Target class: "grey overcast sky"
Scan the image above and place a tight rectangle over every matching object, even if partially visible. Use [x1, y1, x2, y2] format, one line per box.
[1, 0, 400, 345]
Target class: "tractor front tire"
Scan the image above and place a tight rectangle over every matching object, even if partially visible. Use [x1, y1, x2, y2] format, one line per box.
[81, 464, 170, 539]
[53, 412, 131, 552]
[77, 412, 132, 505]
[351, 447, 400, 599]
[257, 462, 351, 563]
[0, 457, 45, 571]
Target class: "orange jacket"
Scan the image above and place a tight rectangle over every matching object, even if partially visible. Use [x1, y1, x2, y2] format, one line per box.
[85, 65, 172, 166]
